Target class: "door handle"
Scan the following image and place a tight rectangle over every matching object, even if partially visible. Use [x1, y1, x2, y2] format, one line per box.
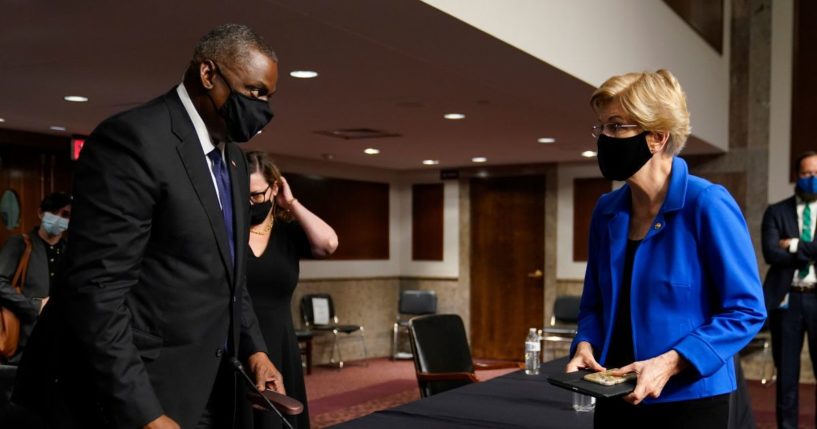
[527, 269, 543, 279]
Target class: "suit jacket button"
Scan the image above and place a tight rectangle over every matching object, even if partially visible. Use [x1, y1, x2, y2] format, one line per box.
[216, 348, 224, 358]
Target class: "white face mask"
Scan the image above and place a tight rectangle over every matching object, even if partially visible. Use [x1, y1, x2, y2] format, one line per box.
[41, 212, 69, 236]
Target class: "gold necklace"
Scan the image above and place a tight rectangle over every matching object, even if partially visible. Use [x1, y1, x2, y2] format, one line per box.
[251, 216, 274, 235]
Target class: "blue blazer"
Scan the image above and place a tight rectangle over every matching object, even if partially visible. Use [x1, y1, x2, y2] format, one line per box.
[571, 157, 766, 403]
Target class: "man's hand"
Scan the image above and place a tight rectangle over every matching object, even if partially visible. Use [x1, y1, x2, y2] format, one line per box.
[780, 238, 792, 249]
[611, 350, 687, 405]
[142, 415, 180, 429]
[248, 352, 285, 394]
[565, 341, 605, 373]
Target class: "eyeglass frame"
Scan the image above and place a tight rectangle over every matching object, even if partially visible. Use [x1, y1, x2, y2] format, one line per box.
[591, 123, 641, 139]
[249, 184, 271, 204]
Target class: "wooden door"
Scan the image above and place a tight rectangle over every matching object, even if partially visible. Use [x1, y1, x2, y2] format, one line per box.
[470, 175, 545, 360]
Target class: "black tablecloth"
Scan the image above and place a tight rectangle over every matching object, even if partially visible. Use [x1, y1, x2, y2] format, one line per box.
[333, 357, 593, 429]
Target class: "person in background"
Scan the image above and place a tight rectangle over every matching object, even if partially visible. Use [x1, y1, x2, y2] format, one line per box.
[565, 69, 766, 428]
[240, 151, 338, 429]
[761, 150, 817, 429]
[12, 24, 282, 429]
[0, 191, 71, 364]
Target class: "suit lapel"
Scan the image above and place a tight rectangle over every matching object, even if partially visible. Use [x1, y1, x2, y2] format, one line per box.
[225, 143, 247, 291]
[166, 91, 234, 282]
[784, 196, 800, 238]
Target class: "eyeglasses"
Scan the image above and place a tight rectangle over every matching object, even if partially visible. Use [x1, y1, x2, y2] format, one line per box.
[249, 184, 271, 204]
[591, 123, 640, 139]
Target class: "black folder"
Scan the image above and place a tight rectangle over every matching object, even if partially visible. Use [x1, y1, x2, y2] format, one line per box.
[547, 369, 636, 398]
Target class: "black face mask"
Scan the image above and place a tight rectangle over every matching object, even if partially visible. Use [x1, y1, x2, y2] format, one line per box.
[596, 131, 653, 181]
[211, 67, 274, 143]
[249, 200, 272, 225]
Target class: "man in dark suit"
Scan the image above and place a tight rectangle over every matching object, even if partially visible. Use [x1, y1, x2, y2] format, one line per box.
[12, 24, 283, 429]
[762, 150, 817, 429]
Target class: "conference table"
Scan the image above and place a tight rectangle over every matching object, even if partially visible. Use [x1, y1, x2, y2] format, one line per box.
[333, 357, 593, 429]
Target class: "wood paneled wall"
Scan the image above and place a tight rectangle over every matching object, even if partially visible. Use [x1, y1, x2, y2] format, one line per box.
[412, 183, 444, 261]
[572, 178, 611, 262]
[790, 0, 817, 181]
[285, 173, 390, 260]
[0, 130, 73, 246]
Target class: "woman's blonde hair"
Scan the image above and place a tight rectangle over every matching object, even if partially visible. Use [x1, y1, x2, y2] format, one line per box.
[246, 151, 294, 222]
[590, 69, 691, 155]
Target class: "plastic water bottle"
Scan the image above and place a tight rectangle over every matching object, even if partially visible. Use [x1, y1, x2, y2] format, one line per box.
[525, 328, 540, 375]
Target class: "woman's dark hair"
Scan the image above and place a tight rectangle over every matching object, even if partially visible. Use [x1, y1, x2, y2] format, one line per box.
[245, 151, 293, 222]
[40, 192, 72, 213]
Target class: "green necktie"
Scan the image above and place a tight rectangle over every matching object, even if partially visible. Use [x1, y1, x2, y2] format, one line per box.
[799, 203, 813, 279]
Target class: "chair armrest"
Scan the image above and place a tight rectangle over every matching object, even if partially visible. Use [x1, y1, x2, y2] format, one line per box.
[416, 371, 479, 383]
[473, 360, 524, 371]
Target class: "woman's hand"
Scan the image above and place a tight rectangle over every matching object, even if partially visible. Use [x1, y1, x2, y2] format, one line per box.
[611, 350, 687, 405]
[565, 341, 605, 373]
[275, 176, 297, 211]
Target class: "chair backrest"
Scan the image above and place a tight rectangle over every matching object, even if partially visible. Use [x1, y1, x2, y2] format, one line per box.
[398, 290, 437, 315]
[300, 294, 336, 327]
[552, 295, 581, 325]
[409, 314, 475, 397]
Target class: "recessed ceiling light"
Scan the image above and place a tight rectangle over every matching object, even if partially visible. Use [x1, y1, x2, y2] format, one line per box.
[290, 70, 318, 79]
[50, 126, 67, 131]
[443, 113, 465, 120]
[364, 148, 380, 155]
[321, 153, 335, 161]
[581, 150, 597, 158]
[471, 157, 487, 163]
[64, 95, 88, 103]
[0, 118, 5, 123]
[538, 137, 556, 144]
[422, 159, 439, 165]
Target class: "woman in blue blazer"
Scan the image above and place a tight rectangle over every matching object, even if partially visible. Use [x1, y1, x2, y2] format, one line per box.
[566, 70, 766, 428]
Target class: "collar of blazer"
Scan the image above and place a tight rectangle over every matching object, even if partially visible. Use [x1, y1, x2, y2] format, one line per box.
[601, 156, 690, 218]
[165, 89, 249, 288]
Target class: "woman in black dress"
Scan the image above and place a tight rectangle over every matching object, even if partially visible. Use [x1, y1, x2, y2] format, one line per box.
[243, 151, 338, 429]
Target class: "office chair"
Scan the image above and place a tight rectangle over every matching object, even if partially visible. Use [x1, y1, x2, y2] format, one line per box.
[392, 290, 437, 359]
[300, 293, 367, 368]
[541, 295, 581, 359]
[408, 314, 520, 398]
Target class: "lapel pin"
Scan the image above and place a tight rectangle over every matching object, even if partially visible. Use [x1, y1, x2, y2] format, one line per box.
[231, 160, 237, 167]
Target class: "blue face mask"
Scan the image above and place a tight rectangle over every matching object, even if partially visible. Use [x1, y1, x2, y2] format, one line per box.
[41, 212, 69, 236]
[796, 176, 817, 195]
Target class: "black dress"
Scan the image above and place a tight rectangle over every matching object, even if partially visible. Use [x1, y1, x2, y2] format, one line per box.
[245, 220, 312, 429]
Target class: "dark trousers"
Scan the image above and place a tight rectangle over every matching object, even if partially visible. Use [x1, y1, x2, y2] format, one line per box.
[195, 358, 235, 429]
[770, 291, 817, 429]
[594, 393, 729, 429]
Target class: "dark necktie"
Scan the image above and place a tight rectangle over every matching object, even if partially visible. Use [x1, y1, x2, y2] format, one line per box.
[207, 148, 235, 264]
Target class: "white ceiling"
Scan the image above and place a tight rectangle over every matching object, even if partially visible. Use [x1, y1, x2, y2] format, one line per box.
[0, 0, 719, 171]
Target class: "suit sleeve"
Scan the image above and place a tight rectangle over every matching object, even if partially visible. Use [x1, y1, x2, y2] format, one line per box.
[570, 203, 606, 359]
[0, 236, 39, 322]
[761, 205, 804, 267]
[672, 185, 767, 377]
[62, 119, 164, 428]
[238, 281, 268, 360]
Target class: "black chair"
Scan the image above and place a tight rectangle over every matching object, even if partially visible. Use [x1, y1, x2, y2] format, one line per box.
[392, 290, 437, 359]
[541, 295, 581, 359]
[408, 314, 519, 398]
[300, 293, 367, 368]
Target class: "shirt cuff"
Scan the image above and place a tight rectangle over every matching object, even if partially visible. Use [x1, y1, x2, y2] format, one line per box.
[789, 238, 800, 253]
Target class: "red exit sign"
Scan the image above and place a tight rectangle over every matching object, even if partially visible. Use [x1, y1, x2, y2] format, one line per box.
[71, 136, 86, 160]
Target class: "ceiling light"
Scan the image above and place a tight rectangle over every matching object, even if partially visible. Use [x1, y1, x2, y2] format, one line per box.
[443, 113, 465, 120]
[64, 95, 88, 102]
[364, 148, 380, 155]
[50, 126, 66, 131]
[0, 118, 5, 123]
[422, 160, 439, 165]
[471, 157, 487, 163]
[538, 137, 556, 144]
[321, 153, 335, 161]
[581, 150, 597, 158]
[290, 70, 318, 79]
